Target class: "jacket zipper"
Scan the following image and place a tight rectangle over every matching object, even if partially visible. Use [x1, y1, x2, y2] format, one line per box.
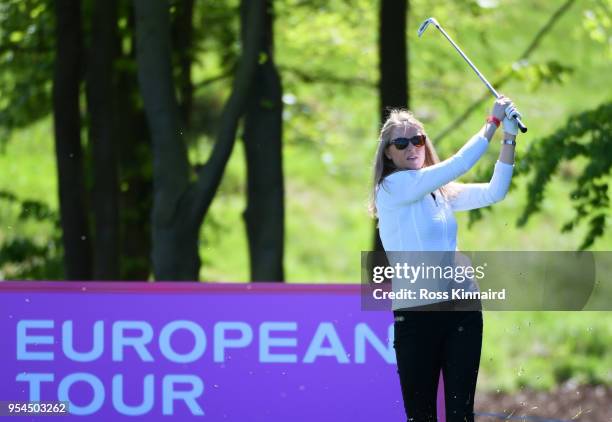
[433, 191, 448, 248]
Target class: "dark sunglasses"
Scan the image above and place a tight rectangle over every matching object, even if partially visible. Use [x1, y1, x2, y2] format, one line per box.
[388, 134, 426, 149]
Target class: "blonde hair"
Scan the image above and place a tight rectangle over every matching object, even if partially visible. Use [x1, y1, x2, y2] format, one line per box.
[368, 109, 456, 218]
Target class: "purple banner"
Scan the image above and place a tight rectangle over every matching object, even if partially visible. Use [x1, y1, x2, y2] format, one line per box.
[0, 282, 446, 421]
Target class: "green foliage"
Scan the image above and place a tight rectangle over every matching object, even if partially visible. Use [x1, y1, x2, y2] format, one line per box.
[0, 0, 54, 143]
[517, 101, 612, 249]
[190, 0, 240, 78]
[199, 0, 240, 66]
[0, 190, 63, 279]
[481, 312, 612, 391]
[582, 0, 612, 58]
[512, 60, 575, 91]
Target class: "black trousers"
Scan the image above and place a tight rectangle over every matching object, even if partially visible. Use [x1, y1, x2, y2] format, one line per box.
[393, 300, 483, 422]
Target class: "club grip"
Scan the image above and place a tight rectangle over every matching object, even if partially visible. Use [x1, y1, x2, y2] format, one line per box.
[515, 116, 528, 133]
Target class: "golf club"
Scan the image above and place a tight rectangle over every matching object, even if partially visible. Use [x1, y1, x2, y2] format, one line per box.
[417, 17, 528, 133]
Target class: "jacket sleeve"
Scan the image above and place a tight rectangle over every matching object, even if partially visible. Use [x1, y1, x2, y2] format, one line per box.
[378, 133, 489, 206]
[447, 160, 514, 211]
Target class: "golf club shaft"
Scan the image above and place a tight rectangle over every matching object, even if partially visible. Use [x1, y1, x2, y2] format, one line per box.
[434, 23, 528, 133]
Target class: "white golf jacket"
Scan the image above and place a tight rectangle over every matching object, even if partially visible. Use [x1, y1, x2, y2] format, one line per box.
[375, 133, 514, 252]
[375, 133, 514, 309]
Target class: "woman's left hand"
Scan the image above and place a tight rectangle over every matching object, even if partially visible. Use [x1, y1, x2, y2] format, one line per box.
[503, 104, 522, 136]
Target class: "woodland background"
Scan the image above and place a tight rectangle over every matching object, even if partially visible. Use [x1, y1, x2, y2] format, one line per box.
[0, 0, 610, 402]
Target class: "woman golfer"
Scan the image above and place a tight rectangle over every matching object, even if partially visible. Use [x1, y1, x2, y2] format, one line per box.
[370, 96, 521, 421]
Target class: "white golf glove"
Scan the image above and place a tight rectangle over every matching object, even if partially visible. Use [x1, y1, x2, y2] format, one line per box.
[503, 104, 522, 136]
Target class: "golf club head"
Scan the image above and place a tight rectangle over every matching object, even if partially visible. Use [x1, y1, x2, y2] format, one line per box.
[417, 17, 439, 37]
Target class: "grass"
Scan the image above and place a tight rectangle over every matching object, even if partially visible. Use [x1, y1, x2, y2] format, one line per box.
[481, 311, 612, 392]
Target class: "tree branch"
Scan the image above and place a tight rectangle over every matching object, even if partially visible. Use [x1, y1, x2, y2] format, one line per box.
[280, 64, 376, 88]
[193, 64, 376, 92]
[433, 0, 576, 143]
[190, 0, 266, 225]
[133, 0, 191, 226]
[193, 68, 235, 90]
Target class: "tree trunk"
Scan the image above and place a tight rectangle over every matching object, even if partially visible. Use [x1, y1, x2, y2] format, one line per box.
[116, 1, 153, 280]
[132, 0, 265, 280]
[86, 0, 120, 279]
[172, 0, 194, 128]
[242, 0, 284, 282]
[133, 0, 193, 280]
[117, 106, 152, 280]
[52, 0, 93, 280]
[375, 0, 409, 251]
[378, 0, 409, 122]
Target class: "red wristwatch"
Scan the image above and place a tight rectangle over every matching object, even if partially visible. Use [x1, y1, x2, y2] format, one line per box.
[486, 115, 501, 127]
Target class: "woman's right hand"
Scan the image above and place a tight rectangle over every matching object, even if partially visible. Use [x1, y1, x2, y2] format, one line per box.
[491, 95, 513, 121]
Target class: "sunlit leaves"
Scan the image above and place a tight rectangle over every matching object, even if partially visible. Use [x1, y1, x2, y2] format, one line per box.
[582, 0, 612, 57]
[517, 101, 612, 249]
[511, 60, 575, 91]
[0, 0, 54, 142]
